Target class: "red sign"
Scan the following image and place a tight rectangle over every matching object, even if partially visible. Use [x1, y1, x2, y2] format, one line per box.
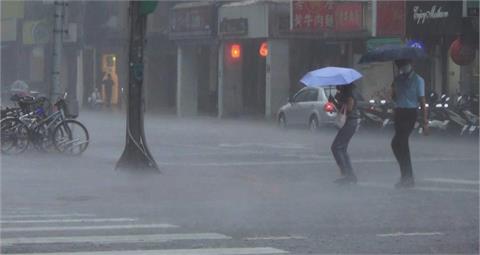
[292, 1, 334, 31]
[292, 1, 363, 32]
[377, 1, 405, 36]
[334, 2, 363, 32]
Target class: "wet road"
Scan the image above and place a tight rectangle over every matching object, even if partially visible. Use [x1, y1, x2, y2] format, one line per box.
[1, 111, 478, 254]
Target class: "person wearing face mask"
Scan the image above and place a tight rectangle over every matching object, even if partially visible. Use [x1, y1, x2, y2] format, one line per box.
[391, 59, 429, 188]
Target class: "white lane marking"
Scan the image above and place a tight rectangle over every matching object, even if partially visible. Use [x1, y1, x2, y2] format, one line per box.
[1, 233, 231, 246]
[377, 232, 444, 237]
[423, 178, 479, 185]
[1, 224, 178, 232]
[1, 213, 96, 219]
[158, 160, 324, 167]
[7, 247, 288, 255]
[1, 211, 60, 215]
[219, 143, 307, 150]
[244, 235, 306, 240]
[358, 182, 478, 194]
[157, 157, 477, 167]
[0, 218, 137, 224]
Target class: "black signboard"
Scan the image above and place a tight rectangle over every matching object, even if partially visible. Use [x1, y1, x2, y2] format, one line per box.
[169, 5, 215, 39]
[219, 18, 248, 37]
[406, 1, 462, 37]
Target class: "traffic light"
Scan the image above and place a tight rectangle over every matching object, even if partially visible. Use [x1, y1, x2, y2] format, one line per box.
[259, 42, 268, 57]
[230, 44, 241, 59]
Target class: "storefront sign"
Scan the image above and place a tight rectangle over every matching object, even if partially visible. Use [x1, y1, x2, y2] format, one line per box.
[334, 2, 363, 32]
[413, 5, 449, 24]
[406, 1, 462, 36]
[219, 18, 248, 36]
[292, 1, 363, 33]
[377, 0, 405, 36]
[292, 1, 334, 31]
[170, 5, 214, 38]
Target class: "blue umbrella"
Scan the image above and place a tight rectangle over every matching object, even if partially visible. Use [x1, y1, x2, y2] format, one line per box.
[300, 67, 362, 87]
[358, 44, 427, 64]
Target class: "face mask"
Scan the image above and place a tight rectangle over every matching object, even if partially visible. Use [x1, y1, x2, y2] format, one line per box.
[399, 64, 412, 75]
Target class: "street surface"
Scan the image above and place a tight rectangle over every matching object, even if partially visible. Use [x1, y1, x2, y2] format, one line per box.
[1, 111, 478, 254]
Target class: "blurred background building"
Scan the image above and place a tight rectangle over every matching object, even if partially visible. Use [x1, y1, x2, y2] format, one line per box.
[1, 0, 478, 118]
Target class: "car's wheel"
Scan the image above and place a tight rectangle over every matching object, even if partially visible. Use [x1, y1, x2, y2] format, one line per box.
[278, 113, 287, 128]
[309, 116, 319, 132]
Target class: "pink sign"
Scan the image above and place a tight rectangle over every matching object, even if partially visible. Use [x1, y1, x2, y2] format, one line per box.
[292, 1, 363, 32]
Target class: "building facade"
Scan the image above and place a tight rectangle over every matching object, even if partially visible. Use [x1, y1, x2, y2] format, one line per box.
[1, 1, 477, 119]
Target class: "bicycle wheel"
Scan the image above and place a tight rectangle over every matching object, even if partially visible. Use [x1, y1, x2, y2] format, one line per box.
[32, 124, 55, 152]
[1, 117, 29, 154]
[53, 120, 89, 155]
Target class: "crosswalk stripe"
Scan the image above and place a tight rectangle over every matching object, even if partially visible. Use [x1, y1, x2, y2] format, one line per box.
[358, 182, 479, 194]
[1, 211, 60, 216]
[244, 236, 306, 240]
[1, 224, 178, 232]
[423, 178, 479, 185]
[1, 233, 231, 246]
[377, 232, 444, 237]
[0, 218, 137, 224]
[1, 213, 96, 219]
[4, 247, 288, 255]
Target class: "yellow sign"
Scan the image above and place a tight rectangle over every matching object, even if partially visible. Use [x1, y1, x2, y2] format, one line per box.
[1, 1, 24, 19]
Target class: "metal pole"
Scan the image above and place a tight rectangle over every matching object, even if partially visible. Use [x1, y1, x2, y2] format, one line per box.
[116, 1, 159, 172]
[51, 0, 66, 100]
[371, 0, 377, 37]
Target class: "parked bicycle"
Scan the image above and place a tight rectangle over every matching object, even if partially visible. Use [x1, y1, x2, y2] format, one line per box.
[1, 93, 89, 156]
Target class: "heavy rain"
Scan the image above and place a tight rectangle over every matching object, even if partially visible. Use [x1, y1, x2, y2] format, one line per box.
[1, 1, 479, 254]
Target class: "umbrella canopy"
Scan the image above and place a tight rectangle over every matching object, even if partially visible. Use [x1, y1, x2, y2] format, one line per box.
[358, 44, 427, 64]
[300, 67, 362, 87]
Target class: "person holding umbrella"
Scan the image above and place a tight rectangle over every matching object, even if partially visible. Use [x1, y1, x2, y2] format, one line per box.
[359, 45, 429, 188]
[300, 67, 362, 185]
[390, 59, 429, 188]
[330, 83, 361, 184]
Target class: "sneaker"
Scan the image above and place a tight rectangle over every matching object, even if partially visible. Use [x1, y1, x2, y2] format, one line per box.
[334, 175, 358, 185]
[395, 177, 415, 189]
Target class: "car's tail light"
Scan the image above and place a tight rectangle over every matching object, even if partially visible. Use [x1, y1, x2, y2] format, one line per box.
[324, 102, 335, 113]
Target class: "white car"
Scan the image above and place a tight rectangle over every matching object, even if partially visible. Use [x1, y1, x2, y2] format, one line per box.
[277, 87, 337, 131]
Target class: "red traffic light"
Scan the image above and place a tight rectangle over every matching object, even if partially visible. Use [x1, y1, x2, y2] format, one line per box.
[230, 44, 241, 59]
[259, 42, 268, 57]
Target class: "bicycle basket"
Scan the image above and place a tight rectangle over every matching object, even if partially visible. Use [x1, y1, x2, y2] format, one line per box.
[64, 100, 79, 119]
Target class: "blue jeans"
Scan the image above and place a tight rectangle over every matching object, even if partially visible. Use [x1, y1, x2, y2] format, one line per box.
[331, 118, 358, 176]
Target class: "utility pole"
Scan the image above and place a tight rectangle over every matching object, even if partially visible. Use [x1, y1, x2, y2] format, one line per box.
[116, 1, 159, 172]
[51, 0, 67, 100]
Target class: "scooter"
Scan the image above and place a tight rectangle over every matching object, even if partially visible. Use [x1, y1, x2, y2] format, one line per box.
[358, 99, 394, 129]
[455, 95, 479, 135]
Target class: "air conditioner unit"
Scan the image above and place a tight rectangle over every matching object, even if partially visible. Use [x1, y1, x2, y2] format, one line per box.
[64, 23, 77, 43]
